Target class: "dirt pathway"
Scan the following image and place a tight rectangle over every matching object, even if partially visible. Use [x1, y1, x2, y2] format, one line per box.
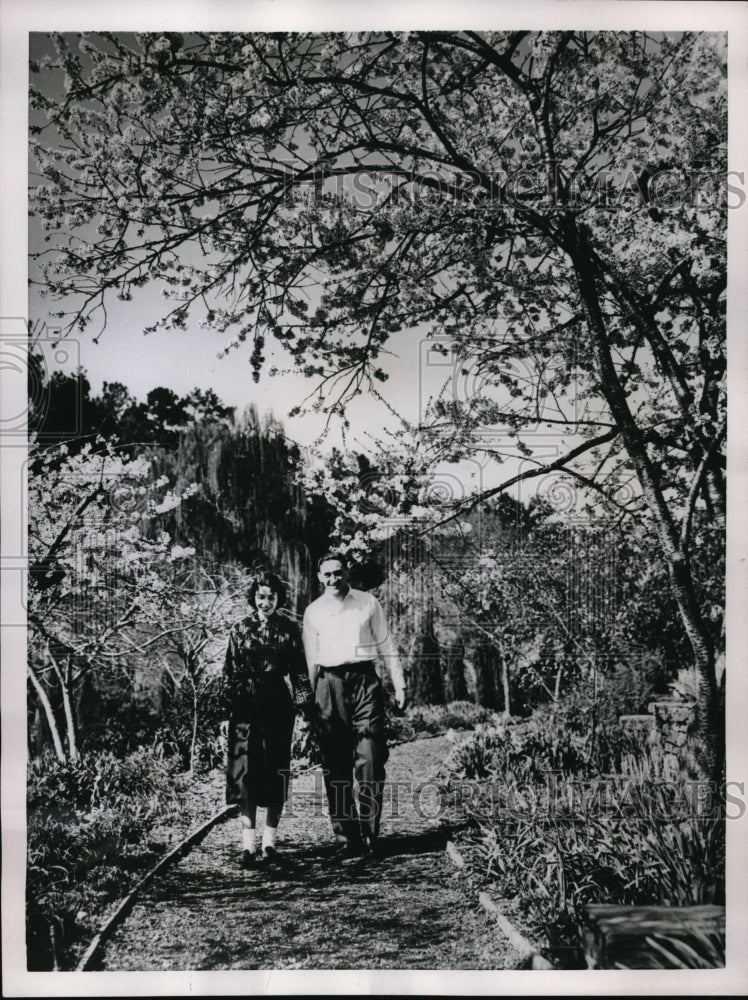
[98, 735, 518, 970]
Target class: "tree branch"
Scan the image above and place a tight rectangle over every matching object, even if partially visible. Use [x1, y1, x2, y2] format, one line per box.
[416, 427, 620, 535]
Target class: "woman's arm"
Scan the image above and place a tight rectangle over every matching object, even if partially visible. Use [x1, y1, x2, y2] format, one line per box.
[302, 608, 320, 689]
[221, 629, 237, 717]
[287, 622, 313, 708]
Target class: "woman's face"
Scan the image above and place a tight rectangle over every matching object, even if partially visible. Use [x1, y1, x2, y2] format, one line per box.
[254, 585, 279, 618]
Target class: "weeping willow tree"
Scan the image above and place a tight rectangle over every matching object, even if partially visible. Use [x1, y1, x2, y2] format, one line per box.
[149, 404, 335, 610]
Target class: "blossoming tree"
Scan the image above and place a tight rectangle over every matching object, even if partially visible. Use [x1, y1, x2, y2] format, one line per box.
[31, 30, 726, 773]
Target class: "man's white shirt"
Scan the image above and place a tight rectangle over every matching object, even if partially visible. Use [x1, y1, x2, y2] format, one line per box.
[302, 587, 404, 690]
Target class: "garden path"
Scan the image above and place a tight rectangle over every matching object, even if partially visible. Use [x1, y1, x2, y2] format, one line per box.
[97, 735, 518, 971]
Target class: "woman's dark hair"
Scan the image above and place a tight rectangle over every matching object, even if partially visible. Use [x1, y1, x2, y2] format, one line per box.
[317, 550, 349, 571]
[247, 571, 287, 608]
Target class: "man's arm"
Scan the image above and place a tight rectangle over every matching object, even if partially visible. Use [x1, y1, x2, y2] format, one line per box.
[302, 607, 319, 689]
[370, 597, 407, 709]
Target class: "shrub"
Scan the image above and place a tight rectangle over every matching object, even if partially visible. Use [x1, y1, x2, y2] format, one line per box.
[78, 699, 162, 757]
[444, 705, 590, 784]
[28, 745, 180, 816]
[444, 677, 665, 782]
[156, 671, 225, 772]
[444, 735, 724, 963]
[27, 746, 183, 971]
[483, 811, 724, 965]
[385, 700, 499, 746]
[668, 666, 701, 703]
[443, 682, 725, 967]
[445, 721, 521, 780]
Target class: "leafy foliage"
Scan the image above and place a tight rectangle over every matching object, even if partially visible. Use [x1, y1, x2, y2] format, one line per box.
[617, 930, 724, 969]
[26, 746, 183, 970]
[443, 681, 725, 966]
[472, 812, 724, 967]
[385, 700, 500, 745]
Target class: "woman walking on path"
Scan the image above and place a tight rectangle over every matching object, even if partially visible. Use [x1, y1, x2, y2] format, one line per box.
[222, 571, 312, 869]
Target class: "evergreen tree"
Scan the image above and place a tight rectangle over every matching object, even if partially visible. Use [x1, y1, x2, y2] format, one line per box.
[474, 643, 501, 711]
[408, 608, 444, 706]
[444, 641, 469, 703]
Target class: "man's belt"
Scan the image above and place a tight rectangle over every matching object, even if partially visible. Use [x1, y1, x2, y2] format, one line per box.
[318, 660, 375, 674]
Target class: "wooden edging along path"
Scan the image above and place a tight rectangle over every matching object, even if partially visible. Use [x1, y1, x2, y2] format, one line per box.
[445, 839, 553, 970]
[76, 804, 239, 971]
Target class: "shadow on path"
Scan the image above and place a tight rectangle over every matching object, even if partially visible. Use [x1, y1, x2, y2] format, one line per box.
[98, 737, 509, 970]
[149, 826, 456, 905]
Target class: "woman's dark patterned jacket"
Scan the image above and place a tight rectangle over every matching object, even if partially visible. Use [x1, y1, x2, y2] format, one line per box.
[222, 611, 312, 719]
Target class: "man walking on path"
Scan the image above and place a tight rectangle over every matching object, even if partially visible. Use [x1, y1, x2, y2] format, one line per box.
[303, 551, 407, 858]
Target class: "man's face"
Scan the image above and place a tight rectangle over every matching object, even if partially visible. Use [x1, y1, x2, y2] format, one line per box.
[318, 558, 349, 596]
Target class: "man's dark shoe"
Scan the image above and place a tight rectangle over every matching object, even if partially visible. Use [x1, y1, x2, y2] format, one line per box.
[333, 841, 364, 861]
[241, 850, 257, 870]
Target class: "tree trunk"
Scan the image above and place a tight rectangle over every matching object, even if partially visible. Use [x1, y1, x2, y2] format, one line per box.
[61, 656, 78, 760]
[188, 673, 199, 774]
[568, 222, 722, 779]
[43, 646, 80, 761]
[473, 643, 498, 710]
[189, 695, 199, 775]
[27, 665, 66, 762]
[501, 658, 511, 717]
[498, 641, 511, 717]
[444, 642, 468, 702]
[553, 662, 564, 703]
[59, 679, 79, 762]
[53, 654, 79, 762]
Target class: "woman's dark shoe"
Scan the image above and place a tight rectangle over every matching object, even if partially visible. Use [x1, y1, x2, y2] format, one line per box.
[241, 850, 257, 869]
[262, 846, 279, 863]
[361, 834, 379, 857]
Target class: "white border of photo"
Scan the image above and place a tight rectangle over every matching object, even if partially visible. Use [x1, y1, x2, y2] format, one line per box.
[2, 1, 747, 995]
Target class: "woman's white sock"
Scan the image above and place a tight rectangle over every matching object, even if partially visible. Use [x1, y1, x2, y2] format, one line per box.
[242, 827, 257, 853]
[262, 825, 277, 850]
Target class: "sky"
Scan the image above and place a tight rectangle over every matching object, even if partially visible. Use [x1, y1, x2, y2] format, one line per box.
[30, 281, 431, 453]
[26, 31, 468, 457]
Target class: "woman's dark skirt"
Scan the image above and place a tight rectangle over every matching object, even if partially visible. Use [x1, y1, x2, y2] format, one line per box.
[226, 677, 295, 808]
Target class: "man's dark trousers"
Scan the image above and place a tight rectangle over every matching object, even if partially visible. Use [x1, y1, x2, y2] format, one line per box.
[314, 661, 389, 846]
